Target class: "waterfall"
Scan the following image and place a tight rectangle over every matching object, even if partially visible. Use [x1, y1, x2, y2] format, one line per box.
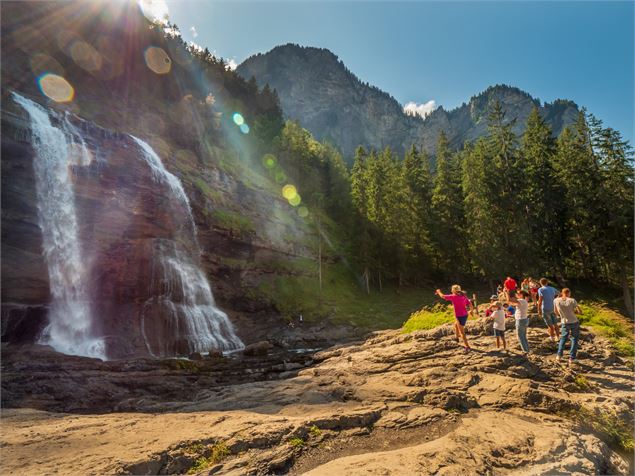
[130, 136, 244, 355]
[12, 93, 105, 359]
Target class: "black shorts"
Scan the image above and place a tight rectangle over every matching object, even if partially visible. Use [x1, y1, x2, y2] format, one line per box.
[455, 315, 468, 326]
[494, 329, 505, 337]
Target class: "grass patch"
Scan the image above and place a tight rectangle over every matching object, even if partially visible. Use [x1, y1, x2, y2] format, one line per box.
[288, 437, 305, 448]
[573, 375, 593, 391]
[578, 303, 633, 359]
[308, 425, 322, 438]
[211, 209, 255, 234]
[192, 177, 224, 203]
[401, 303, 455, 333]
[187, 442, 230, 474]
[251, 262, 435, 329]
[564, 407, 634, 452]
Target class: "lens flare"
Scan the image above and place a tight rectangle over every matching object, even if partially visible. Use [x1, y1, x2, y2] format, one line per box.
[240, 123, 250, 134]
[232, 112, 244, 126]
[282, 184, 297, 200]
[274, 170, 287, 184]
[262, 154, 277, 169]
[70, 40, 102, 72]
[144, 46, 171, 74]
[298, 206, 309, 218]
[37, 73, 74, 102]
[288, 194, 301, 207]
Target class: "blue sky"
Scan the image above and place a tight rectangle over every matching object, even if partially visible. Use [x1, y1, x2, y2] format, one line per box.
[162, 1, 634, 143]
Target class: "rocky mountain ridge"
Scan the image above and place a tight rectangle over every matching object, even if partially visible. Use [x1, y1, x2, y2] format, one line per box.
[237, 44, 580, 158]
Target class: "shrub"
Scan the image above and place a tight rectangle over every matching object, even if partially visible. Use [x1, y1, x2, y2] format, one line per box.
[288, 437, 305, 448]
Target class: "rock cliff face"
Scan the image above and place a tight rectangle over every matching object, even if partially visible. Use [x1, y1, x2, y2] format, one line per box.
[1, 1, 326, 357]
[237, 44, 579, 158]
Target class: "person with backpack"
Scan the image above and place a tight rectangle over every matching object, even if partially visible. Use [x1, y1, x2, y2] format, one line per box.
[435, 285, 473, 352]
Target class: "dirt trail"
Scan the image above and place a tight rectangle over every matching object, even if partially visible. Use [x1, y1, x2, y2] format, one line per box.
[1, 315, 633, 475]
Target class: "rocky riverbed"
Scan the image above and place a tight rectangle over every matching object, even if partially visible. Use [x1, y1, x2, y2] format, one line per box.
[1, 316, 633, 475]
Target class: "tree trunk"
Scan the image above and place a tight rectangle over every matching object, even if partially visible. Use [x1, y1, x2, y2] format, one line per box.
[378, 270, 383, 293]
[363, 267, 370, 295]
[619, 265, 634, 318]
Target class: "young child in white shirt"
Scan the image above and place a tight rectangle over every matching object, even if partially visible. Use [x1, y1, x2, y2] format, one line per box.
[489, 301, 507, 350]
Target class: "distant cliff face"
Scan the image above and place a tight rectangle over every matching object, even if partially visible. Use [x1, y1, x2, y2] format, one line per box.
[237, 44, 579, 158]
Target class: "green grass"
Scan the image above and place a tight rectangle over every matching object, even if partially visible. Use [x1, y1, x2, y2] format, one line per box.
[401, 304, 455, 333]
[308, 425, 322, 438]
[578, 303, 634, 359]
[187, 442, 230, 474]
[251, 262, 435, 329]
[211, 209, 255, 235]
[564, 407, 634, 452]
[192, 177, 224, 203]
[573, 375, 593, 391]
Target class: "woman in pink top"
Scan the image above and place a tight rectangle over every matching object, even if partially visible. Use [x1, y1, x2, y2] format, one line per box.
[435, 284, 472, 351]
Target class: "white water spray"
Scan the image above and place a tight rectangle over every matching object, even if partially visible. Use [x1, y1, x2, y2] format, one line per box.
[12, 93, 105, 359]
[131, 136, 244, 355]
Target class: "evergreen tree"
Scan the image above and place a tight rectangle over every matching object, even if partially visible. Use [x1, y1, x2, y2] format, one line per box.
[431, 132, 466, 277]
[520, 107, 566, 274]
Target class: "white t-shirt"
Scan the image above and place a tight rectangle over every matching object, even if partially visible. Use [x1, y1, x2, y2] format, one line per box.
[514, 299, 529, 320]
[554, 297, 579, 324]
[491, 309, 506, 330]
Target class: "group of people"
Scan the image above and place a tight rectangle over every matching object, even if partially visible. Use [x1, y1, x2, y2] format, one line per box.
[435, 277, 582, 366]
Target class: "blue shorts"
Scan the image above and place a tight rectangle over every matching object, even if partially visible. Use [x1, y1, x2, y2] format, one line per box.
[494, 329, 505, 337]
[455, 315, 468, 326]
[542, 311, 558, 326]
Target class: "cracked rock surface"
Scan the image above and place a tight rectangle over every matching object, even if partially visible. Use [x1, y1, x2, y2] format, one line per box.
[1, 316, 632, 475]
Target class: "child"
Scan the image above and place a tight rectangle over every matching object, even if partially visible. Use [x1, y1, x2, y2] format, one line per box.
[485, 295, 498, 317]
[510, 290, 530, 354]
[489, 301, 507, 350]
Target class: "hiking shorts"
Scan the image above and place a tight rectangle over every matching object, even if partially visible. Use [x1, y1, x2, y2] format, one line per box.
[455, 315, 468, 326]
[542, 311, 558, 327]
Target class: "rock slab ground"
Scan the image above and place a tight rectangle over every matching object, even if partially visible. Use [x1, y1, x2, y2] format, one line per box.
[1, 316, 633, 475]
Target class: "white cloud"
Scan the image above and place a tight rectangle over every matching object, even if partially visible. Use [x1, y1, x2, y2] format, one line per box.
[226, 58, 238, 70]
[403, 100, 437, 119]
[189, 26, 198, 38]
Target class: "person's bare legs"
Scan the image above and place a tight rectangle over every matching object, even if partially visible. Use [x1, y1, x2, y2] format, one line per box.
[457, 324, 470, 349]
[501, 336, 507, 350]
[453, 321, 460, 342]
[495, 336, 501, 349]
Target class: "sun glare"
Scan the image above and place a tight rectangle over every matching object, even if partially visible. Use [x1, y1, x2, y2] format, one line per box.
[138, 0, 169, 25]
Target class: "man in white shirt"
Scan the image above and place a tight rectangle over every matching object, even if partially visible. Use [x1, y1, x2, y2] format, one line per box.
[554, 288, 582, 365]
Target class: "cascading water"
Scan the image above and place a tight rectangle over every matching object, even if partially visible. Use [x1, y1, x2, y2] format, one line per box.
[12, 93, 105, 359]
[131, 136, 244, 355]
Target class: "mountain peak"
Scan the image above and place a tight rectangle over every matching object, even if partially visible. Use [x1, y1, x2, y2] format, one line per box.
[238, 46, 578, 159]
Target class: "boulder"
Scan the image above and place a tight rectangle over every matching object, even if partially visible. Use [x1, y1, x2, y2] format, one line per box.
[243, 341, 273, 356]
[188, 352, 203, 361]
